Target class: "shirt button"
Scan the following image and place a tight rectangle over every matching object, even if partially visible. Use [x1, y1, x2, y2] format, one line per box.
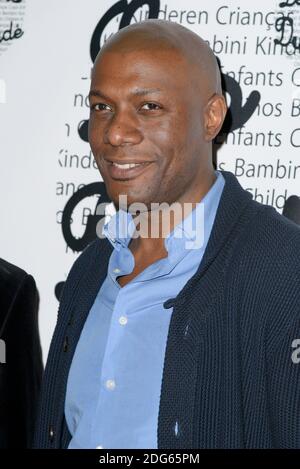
[119, 315, 128, 326]
[105, 379, 116, 390]
[113, 268, 121, 273]
[49, 425, 54, 442]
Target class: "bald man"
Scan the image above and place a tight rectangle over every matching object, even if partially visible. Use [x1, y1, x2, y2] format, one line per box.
[34, 20, 300, 449]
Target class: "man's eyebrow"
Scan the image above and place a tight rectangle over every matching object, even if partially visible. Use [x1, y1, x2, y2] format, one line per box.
[132, 88, 163, 96]
[88, 88, 163, 100]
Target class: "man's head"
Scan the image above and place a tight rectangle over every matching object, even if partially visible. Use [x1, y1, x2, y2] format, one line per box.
[88, 20, 226, 211]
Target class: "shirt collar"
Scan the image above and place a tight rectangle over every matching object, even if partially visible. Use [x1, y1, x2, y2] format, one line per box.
[102, 208, 135, 251]
[102, 170, 225, 254]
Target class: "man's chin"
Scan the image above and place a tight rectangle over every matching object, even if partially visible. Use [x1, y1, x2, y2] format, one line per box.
[111, 193, 152, 213]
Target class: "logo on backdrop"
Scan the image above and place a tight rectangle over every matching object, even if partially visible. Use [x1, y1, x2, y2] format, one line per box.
[90, 0, 160, 62]
[56, 182, 111, 300]
[275, 0, 300, 56]
[0, 0, 26, 57]
[61, 182, 111, 253]
[220, 74, 261, 134]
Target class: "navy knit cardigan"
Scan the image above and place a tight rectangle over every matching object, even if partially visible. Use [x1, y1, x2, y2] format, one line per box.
[34, 170, 300, 448]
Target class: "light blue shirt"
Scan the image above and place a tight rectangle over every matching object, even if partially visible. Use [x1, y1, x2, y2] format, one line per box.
[65, 171, 225, 449]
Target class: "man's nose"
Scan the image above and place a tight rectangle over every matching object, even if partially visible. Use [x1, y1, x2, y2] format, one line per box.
[104, 111, 143, 146]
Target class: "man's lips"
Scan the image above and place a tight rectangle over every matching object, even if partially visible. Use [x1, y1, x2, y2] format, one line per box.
[104, 159, 154, 181]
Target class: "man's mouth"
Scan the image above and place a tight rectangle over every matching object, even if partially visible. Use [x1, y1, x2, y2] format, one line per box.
[105, 160, 154, 180]
[112, 162, 144, 169]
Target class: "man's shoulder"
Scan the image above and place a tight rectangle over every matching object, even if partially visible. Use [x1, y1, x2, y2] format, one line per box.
[0, 258, 37, 328]
[0, 257, 28, 287]
[0, 258, 36, 303]
[228, 201, 300, 348]
[223, 198, 300, 316]
[241, 200, 300, 266]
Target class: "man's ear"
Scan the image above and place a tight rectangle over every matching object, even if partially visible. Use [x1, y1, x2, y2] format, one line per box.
[203, 94, 227, 142]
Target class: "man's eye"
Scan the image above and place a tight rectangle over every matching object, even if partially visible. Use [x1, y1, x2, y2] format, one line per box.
[141, 103, 161, 111]
[91, 103, 112, 111]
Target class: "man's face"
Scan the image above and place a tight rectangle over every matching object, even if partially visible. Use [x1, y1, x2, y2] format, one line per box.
[89, 47, 209, 210]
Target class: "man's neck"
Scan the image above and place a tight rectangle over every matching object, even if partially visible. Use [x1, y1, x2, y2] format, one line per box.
[128, 169, 216, 255]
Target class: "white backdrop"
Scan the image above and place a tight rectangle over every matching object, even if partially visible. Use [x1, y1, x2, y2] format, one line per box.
[0, 0, 299, 361]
